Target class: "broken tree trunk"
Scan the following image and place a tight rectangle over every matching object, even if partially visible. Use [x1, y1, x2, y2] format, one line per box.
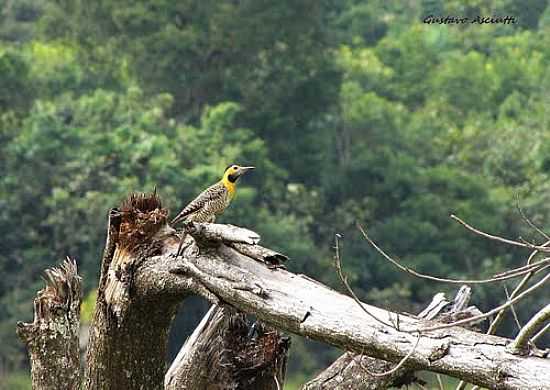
[16, 258, 82, 390]
[165, 304, 289, 390]
[171, 224, 550, 389]
[302, 286, 482, 389]
[83, 193, 289, 390]
[84, 195, 190, 390]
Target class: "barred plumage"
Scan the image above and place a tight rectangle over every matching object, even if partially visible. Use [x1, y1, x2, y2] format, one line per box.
[171, 164, 255, 226]
[171, 181, 231, 224]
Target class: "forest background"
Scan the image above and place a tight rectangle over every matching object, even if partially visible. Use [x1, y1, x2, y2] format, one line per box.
[1, 0, 550, 388]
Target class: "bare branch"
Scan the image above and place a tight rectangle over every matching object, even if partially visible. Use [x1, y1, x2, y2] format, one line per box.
[531, 322, 549, 344]
[456, 242, 550, 390]
[487, 247, 549, 335]
[357, 223, 549, 284]
[305, 286, 479, 390]
[508, 303, 550, 355]
[450, 214, 550, 252]
[493, 257, 550, 277]
[516, 194, 550, 241]
[334, 234, 396, 329]
[504, 285, 522, 331]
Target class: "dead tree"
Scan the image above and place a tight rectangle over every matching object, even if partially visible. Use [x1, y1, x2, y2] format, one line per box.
[18, 192, 550, 390]
[16, 258, 82, 390]
[165, 304, 289, 389]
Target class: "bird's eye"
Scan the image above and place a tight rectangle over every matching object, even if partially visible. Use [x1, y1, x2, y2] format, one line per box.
[233, 166, 238, 170]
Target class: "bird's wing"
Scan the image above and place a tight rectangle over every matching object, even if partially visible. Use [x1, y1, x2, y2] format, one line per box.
[171, 182, 226, 225]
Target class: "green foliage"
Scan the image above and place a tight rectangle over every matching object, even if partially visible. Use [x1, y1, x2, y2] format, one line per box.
[81, 289, 97, 325]
[0, 372, 32, 390]
[2, 0, 550, 384]
[0, 47, 33, 112]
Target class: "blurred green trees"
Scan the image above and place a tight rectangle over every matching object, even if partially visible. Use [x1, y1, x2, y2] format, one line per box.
[1, 0, 549, 386]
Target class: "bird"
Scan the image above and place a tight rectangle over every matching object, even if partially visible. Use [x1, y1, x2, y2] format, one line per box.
[171, 164, 255, 226]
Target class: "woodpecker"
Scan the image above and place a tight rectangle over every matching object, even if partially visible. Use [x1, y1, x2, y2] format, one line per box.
[171, 164, 255, 226]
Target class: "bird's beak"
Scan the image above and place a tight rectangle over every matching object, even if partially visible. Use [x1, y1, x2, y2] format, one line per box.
[237, 166, 255, 177]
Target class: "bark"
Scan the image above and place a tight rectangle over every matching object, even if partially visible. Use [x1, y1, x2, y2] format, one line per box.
[302, 353, 415, 390]
[302, 286, 481, 390]
[16, 258, 82, 390]
[165, 304, 289, 390]
[170, 224, 550, 390]
[84, 195, 190, 390]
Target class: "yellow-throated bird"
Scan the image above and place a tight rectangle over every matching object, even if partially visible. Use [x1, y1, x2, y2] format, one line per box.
[171, 164, 255, 225]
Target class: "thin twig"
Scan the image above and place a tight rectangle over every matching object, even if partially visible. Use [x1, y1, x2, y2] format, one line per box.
[450, 214, 550, 252]
[489, 245, 547, 335]
[531, 322, 550, 344]
[504, 285, 522, 331]
[359, 333, 421, 377]
[455, 243, 550, 390]
[413, 273, 550, 333]
[357, 223, 550, 284]
[526, 242, 549, 263]
[333, 234, 396, 329]
[494, 257, 550, 277]
[486, 243, 550, 335]
[516, 194, 550, 240]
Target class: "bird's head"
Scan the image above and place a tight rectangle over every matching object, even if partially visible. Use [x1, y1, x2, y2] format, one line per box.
[222, 164, 255, 184]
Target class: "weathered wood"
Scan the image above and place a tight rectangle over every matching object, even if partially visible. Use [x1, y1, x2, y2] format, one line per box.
[302, 286, 481, 389]
[167, 230, 550, 390]
[84, 195, 189, 390]
[165, 305, 221, 389]
[16, 258, 82, 390]
[165, 304, 289, 390]
[184, 221, 260, 245]
[230, 242, 288, 268]
[302, 352, 416, 390]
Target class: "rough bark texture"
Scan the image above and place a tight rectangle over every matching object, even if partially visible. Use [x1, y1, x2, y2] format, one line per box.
[84, 195, 189, 390]
[170, 226, 550, 390]
[83, 193, 285, 390]
[16, 258, 82, 390]
[302, 286, 481, 389]
[165, 304, 289, 390]
[302, 352, 415, 390]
